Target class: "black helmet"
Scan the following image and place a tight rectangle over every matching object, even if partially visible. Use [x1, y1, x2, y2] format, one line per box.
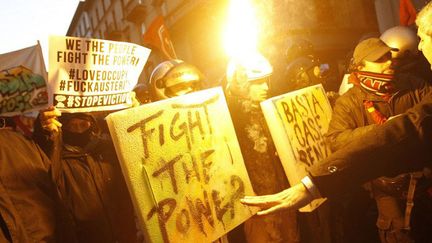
[285, 38, 315, 63]
[149, 60, 204, 101]
[283, 56, 324, 91]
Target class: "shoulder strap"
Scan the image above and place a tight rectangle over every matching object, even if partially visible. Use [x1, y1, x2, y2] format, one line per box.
[404, 171, 423, 230]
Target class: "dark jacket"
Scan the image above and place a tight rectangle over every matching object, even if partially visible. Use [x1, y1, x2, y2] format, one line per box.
[309, 91, 432, 198]
[226, 96, 300, 243]
[33, 122, 139, 243]
[0, 129, 75, 243]
[326, 74, 432, 151]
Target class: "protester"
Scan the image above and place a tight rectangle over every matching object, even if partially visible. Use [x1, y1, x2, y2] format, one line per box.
[0, 116, 76, 242]
[225, 53, 299, 243]
[34, 108, 140, 243]
[326, 37, 431, 243]
[240, 1, 432, 219]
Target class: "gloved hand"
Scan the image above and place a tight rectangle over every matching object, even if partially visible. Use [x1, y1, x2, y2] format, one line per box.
[39, 106, 62, 132]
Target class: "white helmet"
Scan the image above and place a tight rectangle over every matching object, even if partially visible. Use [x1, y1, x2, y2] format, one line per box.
[226, 53, 273, 82]
[225, 52, 272, 97]
[380, 26, 419, 59]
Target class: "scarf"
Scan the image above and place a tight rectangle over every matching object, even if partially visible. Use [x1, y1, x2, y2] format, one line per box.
[348, 72, 394, 125]
[363, 100, 387, 125]
[349, 71, 396, 101]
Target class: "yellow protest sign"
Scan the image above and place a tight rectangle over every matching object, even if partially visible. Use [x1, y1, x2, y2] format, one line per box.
[261, 84, 332, 212]
[106, 87, 255, 243]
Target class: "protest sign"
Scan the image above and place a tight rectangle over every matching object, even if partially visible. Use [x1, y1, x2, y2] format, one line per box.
[106, 87, 256, 243]
[261, 84, 333, 212]
[48, 36, 150, 112]
[0, 43, 48, 116]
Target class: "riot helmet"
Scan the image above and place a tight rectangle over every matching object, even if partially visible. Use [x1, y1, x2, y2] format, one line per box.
[149, 60, 204, 101]
[284, 37, 315, 63]
[380, 26, 419, 59]
[283, 56, 326, 91]
[225, 52, 273, 101]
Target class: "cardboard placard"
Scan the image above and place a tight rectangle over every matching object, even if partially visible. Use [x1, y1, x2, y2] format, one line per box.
[0, 44, 48, 116]
[48, 36, 150, 112]
[106, 87, 256, 243]
[261, 84, 333, 212]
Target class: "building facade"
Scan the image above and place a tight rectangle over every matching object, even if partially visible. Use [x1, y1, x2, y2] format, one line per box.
[66, 0, 390, 90]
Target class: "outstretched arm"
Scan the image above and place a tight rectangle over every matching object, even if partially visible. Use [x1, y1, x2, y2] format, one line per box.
[242, 93, 432, 214]
[241, 183, 313, 215]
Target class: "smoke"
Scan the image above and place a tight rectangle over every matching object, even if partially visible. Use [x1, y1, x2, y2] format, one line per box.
[251, 0, 316, 68]
[253, 0, 315, 42]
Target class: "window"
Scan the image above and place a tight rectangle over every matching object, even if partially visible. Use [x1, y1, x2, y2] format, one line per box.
[83, 12, 90, 30]
[80, 22, 85, 37]
[152, 0, 164, 7]
[104, 0, 111, 10]
[92, 13, 97, 29]
[96, 5, 101, 21]
[161, 2, 168, 16]
[112, 9, 117, 26]
[141, 23, 146, 35]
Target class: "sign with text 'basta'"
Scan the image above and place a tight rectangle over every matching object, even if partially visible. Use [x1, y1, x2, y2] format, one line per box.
[106, 87, 255, 243]
[261, 84, 332, 212]
[48, 36, 150, 112]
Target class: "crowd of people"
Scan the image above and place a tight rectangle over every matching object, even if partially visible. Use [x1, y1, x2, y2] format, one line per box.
[241, 2, 432, 243]
[2, 2, 432, 243]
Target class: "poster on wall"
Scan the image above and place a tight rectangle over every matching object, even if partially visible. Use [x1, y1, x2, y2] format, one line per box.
[0, 43, 48, 116]
[48, 35, 151, 113]
[261, 84, 333, 212]
[106, 87, 256, 243]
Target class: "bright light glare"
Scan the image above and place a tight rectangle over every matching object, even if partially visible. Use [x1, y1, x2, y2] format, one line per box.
[223, 0, 258, 59]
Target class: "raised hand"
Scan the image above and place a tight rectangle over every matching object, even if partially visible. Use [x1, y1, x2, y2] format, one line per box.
[39, 106, 62, 132]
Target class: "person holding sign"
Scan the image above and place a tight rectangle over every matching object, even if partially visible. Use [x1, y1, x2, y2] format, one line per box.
[0, 43, 77, 242]
[241, 1, 432, 235]
[225, 53, 299, 243]
[0, 118, 77, 242]
[33, 108, 140, 243]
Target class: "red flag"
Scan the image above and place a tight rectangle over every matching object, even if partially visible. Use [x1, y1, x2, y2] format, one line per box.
[143, 15, 177, 59]
[400, 0, 417, 26]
